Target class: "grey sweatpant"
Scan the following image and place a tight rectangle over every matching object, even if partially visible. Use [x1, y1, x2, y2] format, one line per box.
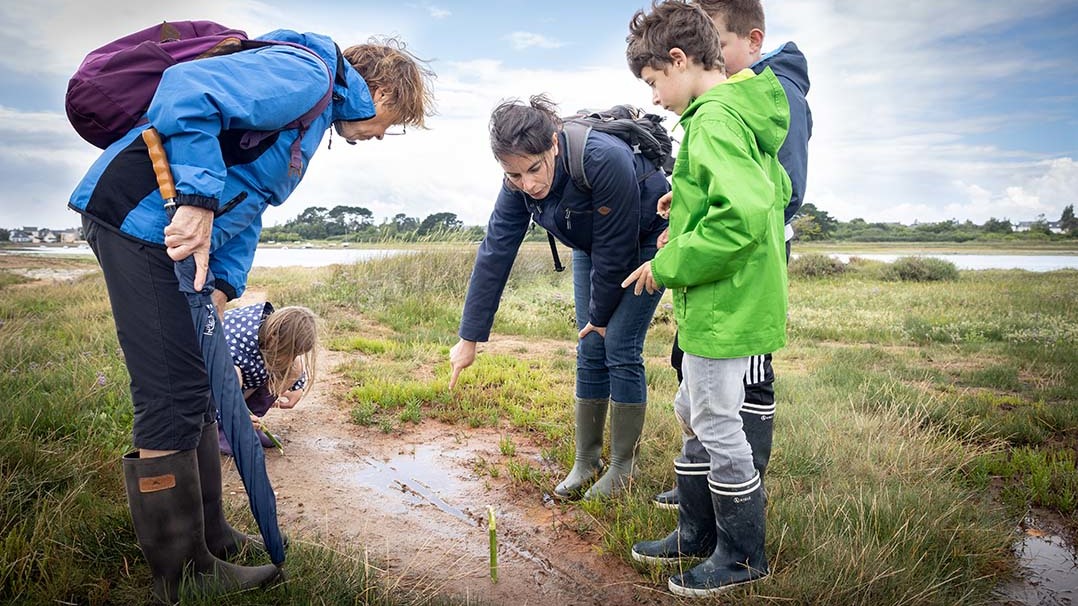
[674, 353, 757, 484]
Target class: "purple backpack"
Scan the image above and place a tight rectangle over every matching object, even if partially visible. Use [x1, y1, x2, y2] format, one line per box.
[66, 21, 333, 175]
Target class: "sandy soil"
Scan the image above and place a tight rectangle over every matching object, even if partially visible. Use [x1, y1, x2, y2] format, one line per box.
[221, 345, 679, 605]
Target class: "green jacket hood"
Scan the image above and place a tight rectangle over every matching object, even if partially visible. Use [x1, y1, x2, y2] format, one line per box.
[679, 67, 790, 156]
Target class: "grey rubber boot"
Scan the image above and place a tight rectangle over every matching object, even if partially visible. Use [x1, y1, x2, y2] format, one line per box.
[632, 458, 714, 564]
[553, 397, 608, 499]
[584, 401, 646, 499]
[123, 449, 281, 603]
[197, 422, 260, 560]
[668, 474, 769, 597]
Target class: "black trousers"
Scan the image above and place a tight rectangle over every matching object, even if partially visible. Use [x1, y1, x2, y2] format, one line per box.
[84, 218, 213, 450]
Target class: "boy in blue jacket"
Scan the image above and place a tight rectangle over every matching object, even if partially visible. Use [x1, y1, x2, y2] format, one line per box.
[70, 31, 433, 603]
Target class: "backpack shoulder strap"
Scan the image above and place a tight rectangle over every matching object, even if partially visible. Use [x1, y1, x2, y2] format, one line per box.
[237, 40, 337, 176]
[562, 120, 592, 192]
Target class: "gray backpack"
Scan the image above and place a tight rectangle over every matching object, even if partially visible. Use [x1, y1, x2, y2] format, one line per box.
[561, 105, 674, 192]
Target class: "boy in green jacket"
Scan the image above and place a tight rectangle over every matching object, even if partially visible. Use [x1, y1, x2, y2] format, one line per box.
[621, 0, 790, 597]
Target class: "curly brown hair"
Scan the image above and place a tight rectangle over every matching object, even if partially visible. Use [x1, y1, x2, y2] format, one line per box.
[343, 37, 436, 128]
[627, 0, 724, 79]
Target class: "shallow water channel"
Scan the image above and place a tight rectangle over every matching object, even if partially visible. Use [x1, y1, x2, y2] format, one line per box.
[7, 245, 1078, 271]
[338, 444, 1078, 603]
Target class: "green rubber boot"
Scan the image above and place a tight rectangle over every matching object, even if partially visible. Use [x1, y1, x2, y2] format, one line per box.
[553, 397, 608, 499]
[584, 401, 646, 499]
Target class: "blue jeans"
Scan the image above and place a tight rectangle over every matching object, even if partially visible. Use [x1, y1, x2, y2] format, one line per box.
[572, 246, 663, 403]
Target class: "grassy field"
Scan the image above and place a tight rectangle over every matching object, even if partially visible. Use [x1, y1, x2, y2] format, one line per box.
[1, 245, 1075, 604]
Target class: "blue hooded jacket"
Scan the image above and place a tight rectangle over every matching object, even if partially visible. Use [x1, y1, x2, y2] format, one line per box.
[458, 130, 669, 341]
[68, 30, 376, 299]
[753, 42, 812, 223]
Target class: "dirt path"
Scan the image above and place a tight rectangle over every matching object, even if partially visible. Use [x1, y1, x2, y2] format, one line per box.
[223, 347, 678, 605]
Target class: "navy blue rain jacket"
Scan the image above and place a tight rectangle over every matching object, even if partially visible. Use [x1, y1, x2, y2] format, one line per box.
[753, 42, 812, 223]
[459, 130, 669, 341]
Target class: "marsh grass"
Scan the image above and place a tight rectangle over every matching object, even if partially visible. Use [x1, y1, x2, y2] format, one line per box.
[0, 269, 467, 606]
[311, 248, 1073, 603]
[4, 247, 1075, 604]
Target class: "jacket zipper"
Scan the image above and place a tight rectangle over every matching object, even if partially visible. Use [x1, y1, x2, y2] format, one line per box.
[215, 191, 248, 217]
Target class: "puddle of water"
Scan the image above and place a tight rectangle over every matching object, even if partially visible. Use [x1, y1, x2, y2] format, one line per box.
[332, 442, 559, 575]
[332, 444, 472, 521]
[998, 527, 1078, 606]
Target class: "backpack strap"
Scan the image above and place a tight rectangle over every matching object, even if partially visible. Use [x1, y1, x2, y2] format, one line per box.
[562, 120, 592, 192]
[236, 40, 338, 177]
[547, 232, 565, 272]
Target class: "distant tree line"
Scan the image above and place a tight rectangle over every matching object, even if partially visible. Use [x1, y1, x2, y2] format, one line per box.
[256, 203, 1078, 244]
[259, 205, 550, 243]
[792, 204, 1078, 242]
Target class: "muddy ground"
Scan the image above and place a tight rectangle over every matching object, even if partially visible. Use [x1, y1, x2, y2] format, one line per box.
[221, 346, 681, 605]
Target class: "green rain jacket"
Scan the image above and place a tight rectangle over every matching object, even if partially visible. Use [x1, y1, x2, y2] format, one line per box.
[650, 68, 792, 360]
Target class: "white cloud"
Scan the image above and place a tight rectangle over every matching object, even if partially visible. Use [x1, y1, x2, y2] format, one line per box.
[0, 0, 1076, 232]
[426, 5, 451, 19]
[504, 32, 565, 51]
[0, 107, 101, 229]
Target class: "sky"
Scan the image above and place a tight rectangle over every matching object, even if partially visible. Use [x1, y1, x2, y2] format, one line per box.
[1, 0, 1076, 231]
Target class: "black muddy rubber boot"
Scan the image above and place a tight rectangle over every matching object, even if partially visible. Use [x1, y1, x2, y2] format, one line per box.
[123, 449, 281, 603]
[632, 458, 714, 564]
[667, 474, 769, 598]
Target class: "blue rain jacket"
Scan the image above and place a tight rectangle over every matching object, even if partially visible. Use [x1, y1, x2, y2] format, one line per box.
[69, 30, 375, 299]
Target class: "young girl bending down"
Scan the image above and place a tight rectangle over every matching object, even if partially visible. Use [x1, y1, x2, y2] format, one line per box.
[218, 303, 319, 455]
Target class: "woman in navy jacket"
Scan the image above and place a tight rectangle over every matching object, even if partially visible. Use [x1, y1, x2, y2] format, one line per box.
[449, 95, 668, 499]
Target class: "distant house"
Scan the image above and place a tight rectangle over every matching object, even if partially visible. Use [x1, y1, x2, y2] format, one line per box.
[9, 230, 32, 243]
[1014, 220, 1064, 234]
[57, 228, 81, 243]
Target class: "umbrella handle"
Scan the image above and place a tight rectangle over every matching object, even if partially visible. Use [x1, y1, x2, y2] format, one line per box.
[142, 128, 177, 214]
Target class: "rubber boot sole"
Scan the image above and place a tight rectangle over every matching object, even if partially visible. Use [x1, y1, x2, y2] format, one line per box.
[667, 571, 769, 597]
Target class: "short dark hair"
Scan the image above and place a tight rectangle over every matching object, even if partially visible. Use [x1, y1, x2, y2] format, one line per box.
[626, 0, 724, 79]
[489, 94, 561, 160]
[693, 0, 766, 36]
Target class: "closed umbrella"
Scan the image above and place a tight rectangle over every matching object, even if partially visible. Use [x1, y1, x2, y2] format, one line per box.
[175, 257, 286, 565]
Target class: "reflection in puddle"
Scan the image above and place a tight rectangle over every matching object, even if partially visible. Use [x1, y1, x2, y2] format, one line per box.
[335, 442, 557, 575]
[335, 444, 473, 522]
[999, 525, 1077, 606]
